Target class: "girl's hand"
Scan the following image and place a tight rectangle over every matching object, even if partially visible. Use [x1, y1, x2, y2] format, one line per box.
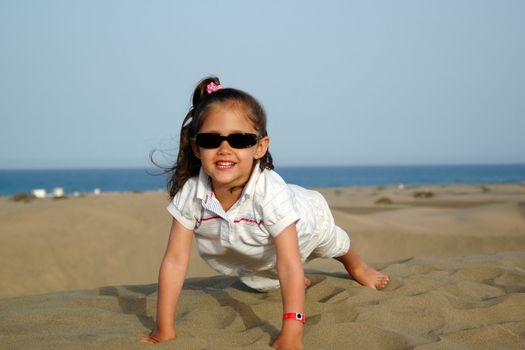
[139, 328, 176, 344]
[272, 333, 303, 350]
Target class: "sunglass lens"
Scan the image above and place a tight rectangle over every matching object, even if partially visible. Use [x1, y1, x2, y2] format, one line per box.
[195, 134, 221, 148]
[228, 134, 258, 148]
[195, 133, 258, 149]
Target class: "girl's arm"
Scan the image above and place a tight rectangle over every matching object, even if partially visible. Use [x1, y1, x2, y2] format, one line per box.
[272, 223, 305, 350]
[141, 218, 194, 344]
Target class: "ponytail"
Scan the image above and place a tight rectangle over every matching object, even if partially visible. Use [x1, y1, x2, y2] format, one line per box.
[167, 114, 199, 198]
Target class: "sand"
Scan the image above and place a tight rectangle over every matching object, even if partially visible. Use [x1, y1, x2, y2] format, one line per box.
[1, 183, 525, 349]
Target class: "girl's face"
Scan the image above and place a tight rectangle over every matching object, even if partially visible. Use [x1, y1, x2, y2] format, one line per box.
[192, 103, 269, 193]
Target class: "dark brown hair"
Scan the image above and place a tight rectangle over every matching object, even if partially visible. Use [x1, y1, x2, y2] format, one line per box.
[166, 76, 273, 199]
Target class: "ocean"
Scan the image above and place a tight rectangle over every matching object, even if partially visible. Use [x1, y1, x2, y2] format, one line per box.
[0, 164, 524, 196]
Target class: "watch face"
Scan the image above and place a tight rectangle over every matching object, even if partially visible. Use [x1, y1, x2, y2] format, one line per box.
[283, 312, 305, 323]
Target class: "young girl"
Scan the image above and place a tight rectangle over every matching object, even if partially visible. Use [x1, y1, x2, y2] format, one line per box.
[141, 76, 389, 349]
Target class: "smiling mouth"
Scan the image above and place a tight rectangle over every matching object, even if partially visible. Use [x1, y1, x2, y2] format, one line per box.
[216, 161, 235, 169]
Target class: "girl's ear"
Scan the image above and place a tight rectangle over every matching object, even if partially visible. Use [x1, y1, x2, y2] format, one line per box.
[254, 136, 270, 160]
[191, 140, 201, 159]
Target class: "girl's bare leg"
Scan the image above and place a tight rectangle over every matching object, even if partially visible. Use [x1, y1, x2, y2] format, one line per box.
[334, 246, 389, 289]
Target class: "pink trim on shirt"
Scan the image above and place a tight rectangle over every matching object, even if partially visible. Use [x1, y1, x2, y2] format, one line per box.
[196, 215, 222, 224]
[196, 216, 264, 226]
[234, 218, 264, 226]
[204, 191, 216, 205]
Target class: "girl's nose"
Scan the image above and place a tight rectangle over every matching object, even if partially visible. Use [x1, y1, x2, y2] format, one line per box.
[217, 140, 232, 154]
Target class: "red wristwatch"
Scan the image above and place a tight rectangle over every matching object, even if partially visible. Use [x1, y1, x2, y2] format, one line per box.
[283, 312, 306, 324]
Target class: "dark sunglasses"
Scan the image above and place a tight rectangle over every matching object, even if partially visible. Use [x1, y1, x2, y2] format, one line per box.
[194, 133, 261, 149]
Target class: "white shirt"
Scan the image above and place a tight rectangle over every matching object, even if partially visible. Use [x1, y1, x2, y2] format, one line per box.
[167, 164, 349, 278]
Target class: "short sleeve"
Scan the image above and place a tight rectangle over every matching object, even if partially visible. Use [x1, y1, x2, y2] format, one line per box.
[166, 178, 198, 230]
[259, 184, 300, 238]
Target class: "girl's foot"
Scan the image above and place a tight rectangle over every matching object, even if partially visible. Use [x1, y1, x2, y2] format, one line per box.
[334, 246, 389, 290]
[349, 263, 389, 290]
[304, 277, 312, 289]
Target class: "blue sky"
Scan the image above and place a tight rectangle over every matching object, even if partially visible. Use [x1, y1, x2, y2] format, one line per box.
[1, 1, 524, 169]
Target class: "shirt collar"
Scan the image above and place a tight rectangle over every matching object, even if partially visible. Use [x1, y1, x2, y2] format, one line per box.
[241, 162, 262, 199]
[196, 167, 211, 200]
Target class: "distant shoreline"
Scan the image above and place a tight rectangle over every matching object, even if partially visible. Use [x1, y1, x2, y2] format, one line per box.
[1, 164, 524, 196]
[2, 182, 525, 202]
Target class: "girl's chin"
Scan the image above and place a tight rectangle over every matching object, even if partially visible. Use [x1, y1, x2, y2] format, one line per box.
[210, 173, 250, 190]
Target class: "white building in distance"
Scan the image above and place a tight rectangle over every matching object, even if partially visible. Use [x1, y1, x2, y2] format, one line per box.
[53, 187, 65, 197]
[32, 189, 47, 199]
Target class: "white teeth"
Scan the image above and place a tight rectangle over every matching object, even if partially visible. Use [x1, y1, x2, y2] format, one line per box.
[217, 161, 234, 167]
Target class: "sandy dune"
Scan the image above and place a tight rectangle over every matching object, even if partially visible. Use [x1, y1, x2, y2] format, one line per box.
[1, 184, 524, 349]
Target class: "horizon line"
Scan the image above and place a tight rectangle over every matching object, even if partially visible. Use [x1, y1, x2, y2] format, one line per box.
[1, 162, 525, 171]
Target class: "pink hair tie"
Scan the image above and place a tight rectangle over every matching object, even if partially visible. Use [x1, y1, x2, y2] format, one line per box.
[206, 82, 224, 94]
